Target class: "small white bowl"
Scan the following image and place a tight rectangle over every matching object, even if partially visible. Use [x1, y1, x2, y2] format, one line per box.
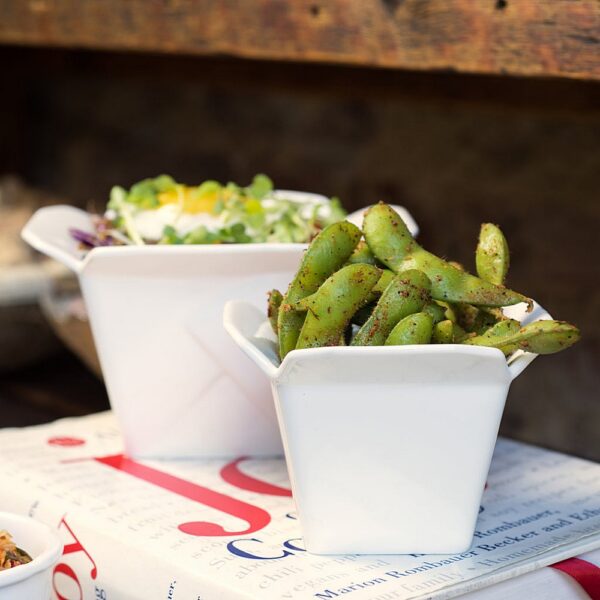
[223, 300, 550, 554]
[0, 512, 63, 600]
[22, 196, 417, 459]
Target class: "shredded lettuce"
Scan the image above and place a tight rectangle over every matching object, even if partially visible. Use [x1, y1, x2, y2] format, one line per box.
[108, 186, 146, 245]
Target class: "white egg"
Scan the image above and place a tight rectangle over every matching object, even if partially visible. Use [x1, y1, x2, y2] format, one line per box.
[131, 204, 223, 241]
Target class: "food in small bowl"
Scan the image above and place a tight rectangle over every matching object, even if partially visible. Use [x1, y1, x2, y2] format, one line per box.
[0, 531, 32, 571]
[22, 177, 418, 459]
[0, 513, 63, 600]
[269, 202, 578, 359]
[224, 203, 579, 554]
[70, 174, 346, 247]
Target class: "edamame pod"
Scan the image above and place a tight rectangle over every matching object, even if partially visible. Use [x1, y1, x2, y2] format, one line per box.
[347, 240, 378, 265]
[465, 319, 520, 349]
[455, 302, 507, 334]
[449, 261, 465, 271]
[474, 307, 506, 334]
[362, 268, 395, 305]
[506, 321, 580, 354]
[466, 319, 580, 355]
[296, 264, 381, 349]
[385, 312, 433, 345]
[476, 223, 510, 286]
[422, 302, 446, 324]
[363, 203, 531, 308]
[351, 270, 431, 346]
[437, 300, 457, 323]
[267, 289, 283, 334]
[432, 319, 454, 344]
[296, 268, 394, 311]
[291, 296, 311, 311]
[278, 221, 362, 358]
[371, 269, 395, 294]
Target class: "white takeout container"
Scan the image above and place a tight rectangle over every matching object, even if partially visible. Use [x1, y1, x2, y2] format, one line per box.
[21, 194, 417, 458]
[0, 512, 63, 600]
[223, 300, 551, 554]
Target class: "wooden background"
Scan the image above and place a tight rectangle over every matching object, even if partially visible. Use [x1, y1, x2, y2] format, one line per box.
[1, 0, 600, 79]
[2, 39, 600, 459]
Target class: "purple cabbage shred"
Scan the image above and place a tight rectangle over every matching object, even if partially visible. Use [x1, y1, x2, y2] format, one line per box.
[69, 227, 116, 248]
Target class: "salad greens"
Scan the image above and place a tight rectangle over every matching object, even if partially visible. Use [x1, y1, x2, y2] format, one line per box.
[83, 174, 346, 246]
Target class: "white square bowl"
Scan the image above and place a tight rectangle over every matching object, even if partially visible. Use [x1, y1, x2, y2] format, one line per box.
[21, 196, 417, 459]
[0, 512, 63, 600]
[223, 300, 550, 554]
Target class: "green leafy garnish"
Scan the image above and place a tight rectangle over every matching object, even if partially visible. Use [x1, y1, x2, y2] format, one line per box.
[104, 174, 346, 245]
[245, 174, 273, 199]
[125, 175, 177, 209]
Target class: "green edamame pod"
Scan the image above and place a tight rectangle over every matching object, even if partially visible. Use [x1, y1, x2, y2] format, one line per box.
[347, 240, 378, 265]
[466, 319, 580, 356]
[437, 301, 457, 323]
[361, 268, 395, 305]
[474, 307, 506, 334]
[278, 221, 362, 358]
[363, 203, 531, 308]
[371, 269, 395, 294]
[267, 289, 283, 334]
[449, 261, 465, 272]
[296, 264, 381, 349]
[476, 223, 510, 286]
[291, 295, 312, 311]
[297, 268, 395, 311]
[351, 269, 431, 346]
[505, 321, 580, 354]
[385, 312, 433, 345]
[466, 319, 520, 350]
[432, 319, 454, 344]
[422, 302, 446, 324]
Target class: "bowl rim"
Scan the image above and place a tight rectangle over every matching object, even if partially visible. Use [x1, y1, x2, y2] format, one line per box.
[21, 199, 419, 275]
[0, 512, 63, 588]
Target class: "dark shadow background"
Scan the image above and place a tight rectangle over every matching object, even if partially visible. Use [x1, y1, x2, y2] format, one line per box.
[2, 46, 599, 460]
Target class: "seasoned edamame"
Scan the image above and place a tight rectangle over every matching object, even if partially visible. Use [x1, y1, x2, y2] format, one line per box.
[385, 312, 434, 345]
[296, 264, 381, 349]
[476, 223, 510, 286]
[265, 201, 578, 361]
[278, 221, 361, 358]
[351, 270, 431, 346]
[363, 203, 531, 308]
[267, 289, 283, 334]
[466, 319, 580, 355]
[432, 319, 454, 344]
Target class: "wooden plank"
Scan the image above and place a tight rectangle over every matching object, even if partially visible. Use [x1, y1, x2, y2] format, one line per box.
[1, 1, 599, 81]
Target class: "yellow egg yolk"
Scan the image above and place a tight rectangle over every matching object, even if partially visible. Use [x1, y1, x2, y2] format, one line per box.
[157, 186, 219, 214]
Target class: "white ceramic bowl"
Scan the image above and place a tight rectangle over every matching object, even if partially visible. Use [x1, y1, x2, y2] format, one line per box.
[0, 512, 63, 600]
[21, 195, 417, 458]
[223, 300, 551, 554]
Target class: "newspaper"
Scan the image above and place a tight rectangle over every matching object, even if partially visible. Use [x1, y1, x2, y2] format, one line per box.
[461, 548, 600, 599]
[0, 412, 599, 600]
